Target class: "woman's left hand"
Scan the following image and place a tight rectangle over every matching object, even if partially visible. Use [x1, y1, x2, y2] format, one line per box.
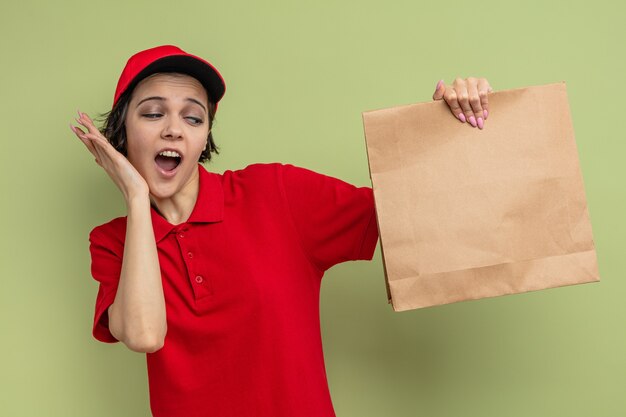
[432, 77, 493, 129]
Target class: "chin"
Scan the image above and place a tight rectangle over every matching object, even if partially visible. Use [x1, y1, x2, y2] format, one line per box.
[145, 174, 177, 196]
[147, 167, 194, 200]
[148, 186, 177, 201]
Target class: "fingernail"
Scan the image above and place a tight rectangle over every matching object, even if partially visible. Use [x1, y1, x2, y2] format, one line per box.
[436, 79, 443, 91]
[483, 109, 488, 119]
[69, 123, 75, 132]
[469, 116, 477, 127]
[477, 117, 484, 129]
[457, 113, 466, 123]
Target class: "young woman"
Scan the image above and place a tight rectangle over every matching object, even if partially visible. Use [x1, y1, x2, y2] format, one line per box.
[69, 45, 492, 417]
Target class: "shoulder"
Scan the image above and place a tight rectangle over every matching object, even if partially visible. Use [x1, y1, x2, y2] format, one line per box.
[217, 162, 325, 202]
[226, 162, 327, 182]
[222, 162, 318, 177]
[220, 162, 291, 191]
[225, 162, 284, 178]
[89, 216, 127, 252]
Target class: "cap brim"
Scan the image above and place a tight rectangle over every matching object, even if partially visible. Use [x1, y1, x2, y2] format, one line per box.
[125, 55, 226, 105]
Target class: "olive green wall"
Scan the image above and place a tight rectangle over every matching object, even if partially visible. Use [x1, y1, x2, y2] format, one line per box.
[1, 0, 623, 416]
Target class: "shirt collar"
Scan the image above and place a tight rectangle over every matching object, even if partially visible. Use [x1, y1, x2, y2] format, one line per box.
[150, 164, 224, 243]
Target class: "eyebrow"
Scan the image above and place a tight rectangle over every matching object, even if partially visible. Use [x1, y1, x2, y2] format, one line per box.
[135, 96, 207, 113]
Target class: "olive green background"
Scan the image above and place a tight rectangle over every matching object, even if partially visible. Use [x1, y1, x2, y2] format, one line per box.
[1, 0, 623, 416]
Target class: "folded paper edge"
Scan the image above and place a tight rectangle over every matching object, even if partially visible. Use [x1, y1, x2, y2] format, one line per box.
[388, 248, 600, 312]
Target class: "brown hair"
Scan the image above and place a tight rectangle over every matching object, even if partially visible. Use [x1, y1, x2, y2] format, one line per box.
[95, 72, 220, 163]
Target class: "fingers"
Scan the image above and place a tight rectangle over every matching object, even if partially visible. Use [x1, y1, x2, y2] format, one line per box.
[69, 120, 110, 166]
[83, 132, 113, 166]
[86, 134, 107, 167]
[69, 122, 100, 163]
[465, 78, 484, 129]
[70, 109, 117, 166]
[477, 78, 492, 120]
[452, 78, 477, 128]
[74, 110, 110, 151]
[432, 79, 445, 101]
[70, 110, 149, 199]
[443, 77, 493, 129]
[75, 110, 100, 136]
[442, 80, 466, 124]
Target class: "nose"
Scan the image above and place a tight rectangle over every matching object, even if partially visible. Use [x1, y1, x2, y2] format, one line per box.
[161, 116, 184, 140]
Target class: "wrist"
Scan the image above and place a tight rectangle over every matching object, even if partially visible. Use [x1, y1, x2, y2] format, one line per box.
[125, 191, 150, 209]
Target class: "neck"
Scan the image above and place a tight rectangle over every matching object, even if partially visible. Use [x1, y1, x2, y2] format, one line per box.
[149, 169, 200, 225]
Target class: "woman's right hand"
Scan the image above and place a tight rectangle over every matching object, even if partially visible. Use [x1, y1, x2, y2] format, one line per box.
[70, 110, 150, 203]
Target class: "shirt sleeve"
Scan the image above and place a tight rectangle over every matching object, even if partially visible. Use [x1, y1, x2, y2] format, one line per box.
[89, 225, 123, 343]
[279, 163, 379, 272]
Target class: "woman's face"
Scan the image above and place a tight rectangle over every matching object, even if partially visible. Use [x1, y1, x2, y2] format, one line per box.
[124, 73, 210, 200]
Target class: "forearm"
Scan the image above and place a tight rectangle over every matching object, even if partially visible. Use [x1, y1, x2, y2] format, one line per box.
[109, 195, 167, 352]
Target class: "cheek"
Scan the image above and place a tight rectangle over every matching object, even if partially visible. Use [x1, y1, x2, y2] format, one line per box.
[125, 131, 151, 167]
[189, 134, 209, 160]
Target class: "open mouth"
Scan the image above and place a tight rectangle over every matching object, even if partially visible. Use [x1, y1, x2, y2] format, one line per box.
[155, 150, 182, 173]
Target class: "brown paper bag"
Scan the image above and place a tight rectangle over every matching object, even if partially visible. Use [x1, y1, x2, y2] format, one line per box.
[362, 81, 600, 311]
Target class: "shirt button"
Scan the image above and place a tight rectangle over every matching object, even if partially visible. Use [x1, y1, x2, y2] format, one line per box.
[187, 252, 193, 259]
[195, 275, 203, 283]
[179, 233, 185, 238]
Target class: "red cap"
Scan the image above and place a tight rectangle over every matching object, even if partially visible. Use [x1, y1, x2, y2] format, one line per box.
[112, 45, 226, 113]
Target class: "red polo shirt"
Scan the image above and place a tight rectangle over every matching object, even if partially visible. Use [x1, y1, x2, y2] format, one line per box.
[89, 162, 379, 417]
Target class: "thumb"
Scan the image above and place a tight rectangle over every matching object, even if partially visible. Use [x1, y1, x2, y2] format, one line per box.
[432, 79, 445, 100]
